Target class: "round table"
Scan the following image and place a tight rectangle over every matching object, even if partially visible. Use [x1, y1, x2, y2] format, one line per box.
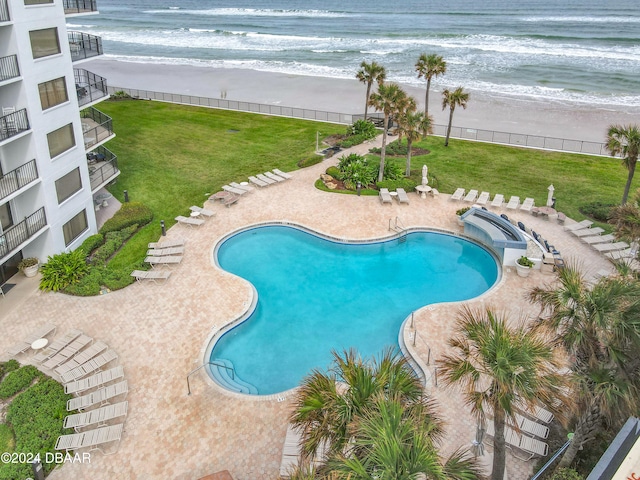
[190, 211, 201, 218]
[240, 182, 249, 186]
[31, 338, 48, 350]
[415, 185, 432, 199]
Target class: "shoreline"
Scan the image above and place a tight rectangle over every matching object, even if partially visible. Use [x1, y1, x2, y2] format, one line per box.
[87, 58, 640, 143]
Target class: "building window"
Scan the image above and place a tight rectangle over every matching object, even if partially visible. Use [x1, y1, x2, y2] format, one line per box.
[29, 28, 61, 59]
[55, 168, 82, 204]
[25, 0, 54, 4]
[47, 123, 75, 158]
[63, 210, 88, 246]
[39, 77, 68, 110]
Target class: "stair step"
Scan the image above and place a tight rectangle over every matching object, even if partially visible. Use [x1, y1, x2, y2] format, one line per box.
[210, 359, 258, 395]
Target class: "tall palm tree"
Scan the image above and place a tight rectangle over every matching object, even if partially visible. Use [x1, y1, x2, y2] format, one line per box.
[290, 348, 427, 461]
[608, 190, 640, 259]
[396, 109, 432, 176]
[368, 83, 407, 182]
[326, 395, 483, 480]
[439, 306, 569, 480]
[415, 53, 447, 121]
[442, 87, 469, 147]
[529, 263, 640, 469]
[355, 61, 386, 121]
[606, 124, 640, 205]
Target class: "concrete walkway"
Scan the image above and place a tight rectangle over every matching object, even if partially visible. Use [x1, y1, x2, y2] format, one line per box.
[0, 136, 613, 480]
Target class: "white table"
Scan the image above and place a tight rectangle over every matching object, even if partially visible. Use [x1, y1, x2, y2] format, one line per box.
[240, 182, 249, 186]
[190, 211, 201, 218]
[415, 185, 432, 199]
[389, 191, 398, 197]
[31, 338, 48, 350]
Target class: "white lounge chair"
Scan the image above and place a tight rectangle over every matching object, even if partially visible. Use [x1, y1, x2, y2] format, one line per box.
[520, 197, 535, 212]
[582, 234, 616, 245]
[60, 350, 119, 383]
[476, 191, 490, 205]
[248, 175, 269, 187]
[506, 196, 520, 210]
[144, 256, 183, 268]
[256, 173, 277, 185]
[564, 219, 593, 231]
[229, 182, 255, 192]
[55, 423, 124, 454]
[222, 194, 239, 207]
[145, 247, 184, 257]
[264, 171, 286, 182]
[189, 205, 215, 217]
[148, 238, 184, 249]
[605, 248, 636, 260]
[463, 189, 478, 202]
[515, 413, 549, 439]
[451, 188, 465, 201]
[131, 269, 172, 283]
[515, 400, 554, 424]
[64, 401, 128, 431]
[55, 341, 108, 377]
[67, 380, 128, 412]
[280, 424, 327, 478]
[379, 188, 392, 204]
[175, 215, 204, 227]
[222, 185, 248, 195]
[572, 227, 604, 238]
[594, 241, 629, 253]
[65, 366, 125, 395]
[34, 329, 83, 363]
[273, 169, 293, 179]
[491, 194, 504, 208]
[396, 188, 410, 204]
[42, 335, 93, 370]
[7, 324, 57, 356]
[485, 421, 548, 460]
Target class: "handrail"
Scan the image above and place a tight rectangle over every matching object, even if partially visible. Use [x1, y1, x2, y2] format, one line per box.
[186, 361, 235, 396]
[0, 159, 38, 201]
[0, 54, 19, 82]
[530, 439, 572, 480]
[409, 311, 432, 365]
[0, 0, 10, 23]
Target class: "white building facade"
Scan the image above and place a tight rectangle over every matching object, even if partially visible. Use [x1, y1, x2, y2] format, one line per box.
[0, 0, 117, 285]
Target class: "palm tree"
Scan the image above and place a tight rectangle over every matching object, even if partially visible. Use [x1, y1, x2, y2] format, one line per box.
[326, 394, 483, 480]
[441, 87, 469, 147]
[415, 53, 447, 121]
[608, 190, 640, 259]
[368, 83, 407, 182]
[355, 61, 386, 121]
[606, 124, 640, 205]
[396, 109, 432, 176]
[529, 263, 640, 469]
[290, 348, 427, 461]
[439, 306, 569, 480]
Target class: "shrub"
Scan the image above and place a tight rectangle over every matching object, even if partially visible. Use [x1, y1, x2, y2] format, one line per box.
[348, 119, 377, 139]
[90, 225, 138, 266]
[39, 249, 90, 292]
[378, 160, 404, 181]
[579, 201, 614, 222]
[78, 233, 104, 257]
[0, 366, 40, 399]
[549, 468, 584, 480]
[325, 166, 341, 179]
[370, 140, 409, 156]
[338, 133, 370, 149]
[17, 257, 38, 269]
[63, 268, 102, 296]
[298, 155, 323, 168]
[376, 178, 419, 192]
[517, 256, 534, 267]
[3, 360, 20, 377]
[338, 153, 365, 170]
[99, 201, 153, 234]
[456, 207, 471, 216]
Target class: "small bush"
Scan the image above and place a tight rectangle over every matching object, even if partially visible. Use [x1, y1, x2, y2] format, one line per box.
[0, 366, 40, 399]
[63, 269, 102, 296]
[456, 207, 471, 216]
[298, 155, 323, 168]
[3, 360, 20, 377]
[325, 166, 341, 179]
[99, 201, 153, 234]
[579, 201, 614, 222]
[338, 133, 370, 149]
[517, 256, 535, 267]
[376, 178, 419, 192]
[39, 249, 90, 292]
[338, 153, 364, 170]
[78, 233, 104, 257]
[549, 468, 584, 480]
[90, 224, 138, 266]
[370, 140, 409, 156]
[379, 160, 404, 181]
[348, 119, 377, 139]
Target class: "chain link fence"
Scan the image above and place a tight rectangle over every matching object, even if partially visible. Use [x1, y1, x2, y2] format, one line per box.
[108, 86, 608, 156]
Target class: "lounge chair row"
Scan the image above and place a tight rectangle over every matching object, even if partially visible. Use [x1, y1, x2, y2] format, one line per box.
[379, 187, 410, 205]
[485, 420, 549, 461]
[55, 423, 124, 455]
[249, 169, 292, 188]
[6, 324, 56, 356]
[450, 189, 536, 212]
[60, 349, 119, 384]
[33, 328, 83, 363]
[67, 380, 128, 412]
[568, 222, 633, 257]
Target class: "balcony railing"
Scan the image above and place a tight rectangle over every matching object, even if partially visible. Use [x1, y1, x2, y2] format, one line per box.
[68, 31, 103, 62]
[63, 0, 97, 15]
[0, 0, 10, 22]
[0, 55, 19, 83]
[74, 68, 108, 107]
[0, 108, 30, 142]
[0, 159, 38, 202]
[88, 145, 118, 191]
[0, 207, 47, 260]
[81, 107, 113, 149]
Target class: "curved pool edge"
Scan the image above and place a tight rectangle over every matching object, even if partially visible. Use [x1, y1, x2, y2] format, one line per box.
[204, 220, 504, 398]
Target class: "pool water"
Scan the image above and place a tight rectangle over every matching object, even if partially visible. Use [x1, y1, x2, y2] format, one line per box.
[211, 225, 499, 395]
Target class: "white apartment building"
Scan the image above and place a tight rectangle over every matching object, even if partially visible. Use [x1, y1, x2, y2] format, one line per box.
[0, 0, 118, 285]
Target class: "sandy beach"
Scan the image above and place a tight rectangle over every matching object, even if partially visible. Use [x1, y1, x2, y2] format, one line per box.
[87, 58, 639, 144]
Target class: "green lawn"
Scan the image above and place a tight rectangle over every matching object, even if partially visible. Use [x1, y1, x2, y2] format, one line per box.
[98, 100, 635, 267]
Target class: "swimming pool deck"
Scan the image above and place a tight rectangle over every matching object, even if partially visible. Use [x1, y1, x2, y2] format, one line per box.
[0, 138, 614, 480]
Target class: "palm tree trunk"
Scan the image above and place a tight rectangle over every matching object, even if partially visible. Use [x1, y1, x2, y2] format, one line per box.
[621, 159, 637, 204]
[444, 106, 455, 147]
[492, 410, 507, 480]
[556, 404, 601, 470]
[364, 83, 372, 121]
[378, 115, 388, 182]
[425, 78, 432, 119]
[405, 139, 413, 176]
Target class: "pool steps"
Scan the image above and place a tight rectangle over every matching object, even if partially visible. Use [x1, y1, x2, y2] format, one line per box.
[210, 358, 259, 395]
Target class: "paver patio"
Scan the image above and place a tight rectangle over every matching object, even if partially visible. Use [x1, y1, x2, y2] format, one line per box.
[0, 137, 614, 480]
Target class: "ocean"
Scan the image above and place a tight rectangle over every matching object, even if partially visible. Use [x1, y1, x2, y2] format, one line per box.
[69, 0, 640, 108]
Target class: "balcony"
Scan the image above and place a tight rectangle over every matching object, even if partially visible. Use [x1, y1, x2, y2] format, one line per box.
[88, 145, 119, 192]
[0, 108, 30, 143]
[0, 55, 19, 83]
[81, 107, 113, 149]
[68, 31, 103, 62]
[64, 0, 97, 15]
[0, 207, 47, 261]
[0, 159, 38, 202]
[75, 68, 108, 107]
[0, 0, 10, 23]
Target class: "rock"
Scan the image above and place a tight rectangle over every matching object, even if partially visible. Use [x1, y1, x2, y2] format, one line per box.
[320, 174, 334, 183]
[326, 182, 337, 190]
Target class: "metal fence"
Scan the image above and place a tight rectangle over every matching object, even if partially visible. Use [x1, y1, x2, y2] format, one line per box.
[108, 86, 608, 156]
[0, 54, 19, 83]
[0, 0, 9, 23]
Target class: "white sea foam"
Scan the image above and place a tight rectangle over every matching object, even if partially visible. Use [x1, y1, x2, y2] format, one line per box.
[521, 16, 640, 23]
[142, 8, 350, 18]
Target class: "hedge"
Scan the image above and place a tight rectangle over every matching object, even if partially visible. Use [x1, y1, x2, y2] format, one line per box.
[99, 201, 153, 234]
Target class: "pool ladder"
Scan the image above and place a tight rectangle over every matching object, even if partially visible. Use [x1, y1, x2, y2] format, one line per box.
[389, 216, 408, 243]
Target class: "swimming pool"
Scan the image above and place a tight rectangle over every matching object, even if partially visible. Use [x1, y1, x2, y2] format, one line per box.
[208, 224, 499, 395]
